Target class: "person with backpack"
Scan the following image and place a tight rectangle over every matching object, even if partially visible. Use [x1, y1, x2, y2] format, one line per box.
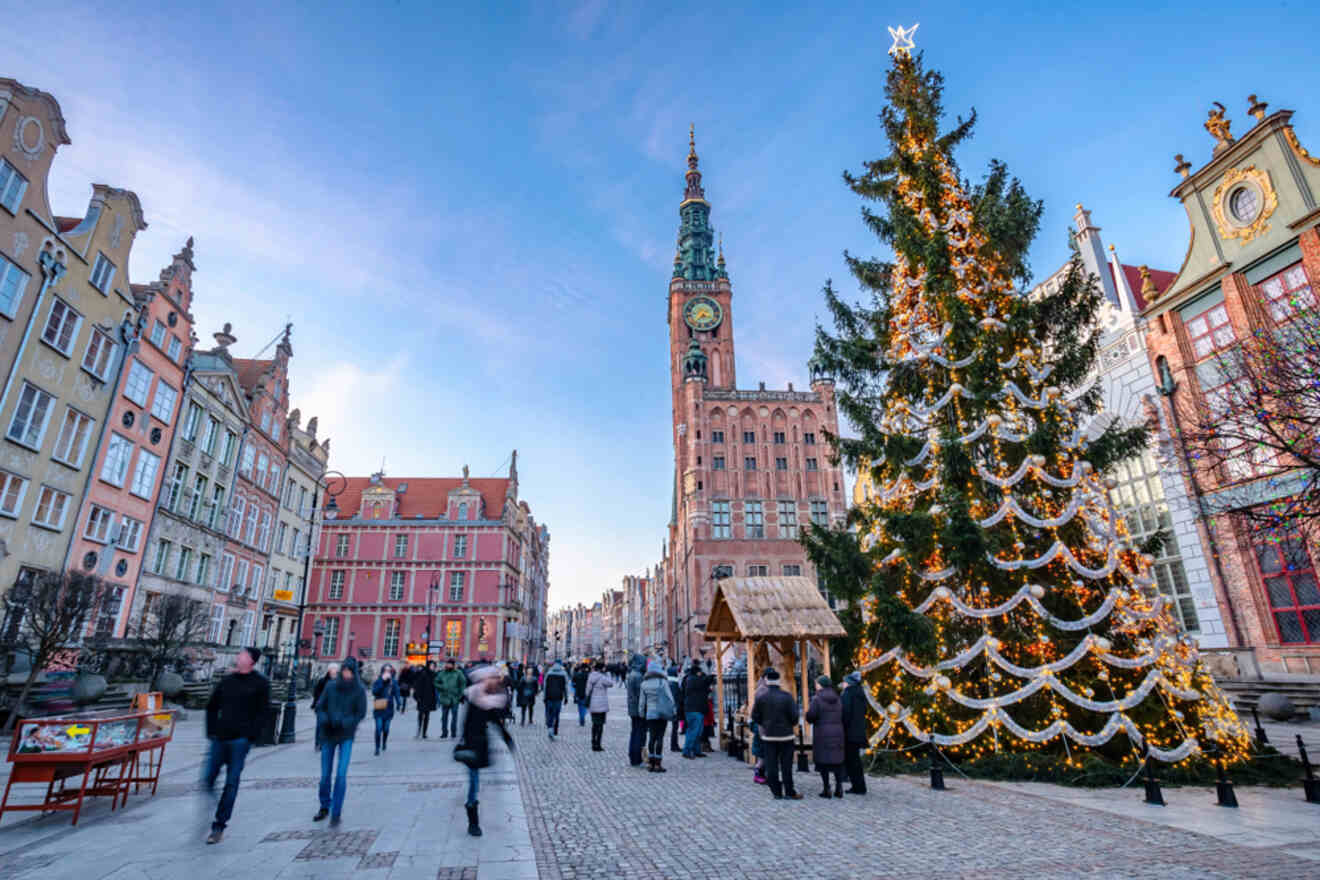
[639, 658, 676, 772]
[454, 664, 514, 838]
[314, 657, 367, 827]
[516, 664, 539, 725]
[542, 659, 569, 739]
[586, 660, 613, 751]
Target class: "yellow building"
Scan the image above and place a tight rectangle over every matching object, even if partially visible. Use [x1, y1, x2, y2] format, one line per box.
[0, 78, 147, 636]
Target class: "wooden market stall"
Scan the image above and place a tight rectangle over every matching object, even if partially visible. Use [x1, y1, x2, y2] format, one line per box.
[702, 576, 846, 754]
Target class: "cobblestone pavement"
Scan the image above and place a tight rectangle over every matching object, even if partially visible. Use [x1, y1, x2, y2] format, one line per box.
[515, 686, 1319, 880]
[0, 698, 534, 879]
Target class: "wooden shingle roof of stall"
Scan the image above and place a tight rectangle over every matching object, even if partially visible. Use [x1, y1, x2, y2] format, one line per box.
[703, 576, 846, 640]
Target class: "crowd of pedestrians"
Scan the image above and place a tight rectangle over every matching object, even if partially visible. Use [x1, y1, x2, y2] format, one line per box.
[198, 645, 871, 846]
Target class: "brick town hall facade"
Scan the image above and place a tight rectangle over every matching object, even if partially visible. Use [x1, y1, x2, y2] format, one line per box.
[661, 131, 848, 658]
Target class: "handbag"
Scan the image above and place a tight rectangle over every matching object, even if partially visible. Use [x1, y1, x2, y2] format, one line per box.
[453, 740, 477, 766]
[373, 698, 389, 711]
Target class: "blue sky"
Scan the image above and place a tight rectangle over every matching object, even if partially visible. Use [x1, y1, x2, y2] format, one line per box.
[6, 0, 1316, 607]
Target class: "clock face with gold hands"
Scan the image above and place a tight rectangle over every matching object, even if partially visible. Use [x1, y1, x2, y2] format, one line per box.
[683, 295, 723, 331]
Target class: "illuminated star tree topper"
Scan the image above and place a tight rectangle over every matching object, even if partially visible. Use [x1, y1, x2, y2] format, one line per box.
[888, 23, 918, 57]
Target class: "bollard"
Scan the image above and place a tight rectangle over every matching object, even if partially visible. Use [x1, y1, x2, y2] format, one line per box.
[1298, 735, 1320, 805]
[1214, 761, 1238, 808]
[1142, 753, 1165, 806]
[1251, 706, 1269, 747]
[929, 741, 946, 791]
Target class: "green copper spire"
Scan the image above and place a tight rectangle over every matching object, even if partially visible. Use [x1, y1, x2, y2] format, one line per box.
[675, 125, 721, 281]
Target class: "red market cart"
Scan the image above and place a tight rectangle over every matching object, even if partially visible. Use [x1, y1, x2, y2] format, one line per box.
[1, 706, 177, 826]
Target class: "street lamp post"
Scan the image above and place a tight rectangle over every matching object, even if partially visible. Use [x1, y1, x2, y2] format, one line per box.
[427, 579, 439, 663]
[277, 469, 347, 744]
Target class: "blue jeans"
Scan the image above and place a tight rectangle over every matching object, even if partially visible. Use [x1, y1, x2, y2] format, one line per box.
[683, 711, 704, 757]
[441, 704, 459, 736]
[374, 715, 392, 750]
[545, 700, 562, 735]
[203, 737, 250, 832]
[577, 702, 588, 725]
[466, 766, 479, 806]
[319, 739, 353, 818]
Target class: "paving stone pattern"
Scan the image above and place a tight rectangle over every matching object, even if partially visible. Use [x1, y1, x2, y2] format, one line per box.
[293, 829, 379, 860]
[515, 686, 1319, 880]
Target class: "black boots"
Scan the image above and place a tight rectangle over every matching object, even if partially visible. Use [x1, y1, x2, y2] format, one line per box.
[382, 729, 389, 752]
[647, 756, 667, 773]
[374, 730, 381, 756]
[466, 802, 482, 837]
[820, 772, 832, 798]
[835, 779, 844, 798]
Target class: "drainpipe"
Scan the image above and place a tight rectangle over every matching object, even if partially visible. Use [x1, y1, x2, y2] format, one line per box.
[1156, 359, 1247, 651]
[0, 248, 66, 417]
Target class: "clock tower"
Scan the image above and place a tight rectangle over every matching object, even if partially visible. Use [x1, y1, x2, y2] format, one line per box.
[668, 127, 734, 394]
[659, 128, 849, 659]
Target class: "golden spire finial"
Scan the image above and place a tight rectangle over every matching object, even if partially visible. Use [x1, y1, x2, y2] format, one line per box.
[718, 233, 725, 265]
[1138, 265, 1158, 301]
[687, 123, 698, 170]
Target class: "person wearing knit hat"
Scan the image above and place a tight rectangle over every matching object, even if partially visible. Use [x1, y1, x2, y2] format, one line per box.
[841, 670, 869, 794]
[314, 656, 367, 827]
[806, 674, 846, 798]
[751, 667, 803, 799]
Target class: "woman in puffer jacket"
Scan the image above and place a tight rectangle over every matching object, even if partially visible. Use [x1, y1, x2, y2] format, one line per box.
[639, 658, 677, 772]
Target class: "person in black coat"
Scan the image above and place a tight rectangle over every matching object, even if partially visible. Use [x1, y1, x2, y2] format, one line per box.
[314, 657, 367, 827]
[457, 665, 514, 838]
[202, 647, 270, 844]
[413, 661, 439, 738]
[680, 663, 712, 759]
[516, 665, 539, 726]
[310, 662, 339, 751]
[751, 668, 802, 800]
[572, 662, 591, 726]
[840, 670, 869, 794]
[396, 664, 413, 714]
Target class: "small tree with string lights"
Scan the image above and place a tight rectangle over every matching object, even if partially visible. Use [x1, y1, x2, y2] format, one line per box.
[811, 32, 1250, 776]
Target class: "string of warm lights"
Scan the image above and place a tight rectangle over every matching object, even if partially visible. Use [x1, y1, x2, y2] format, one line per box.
[853, 49, 1251, 769]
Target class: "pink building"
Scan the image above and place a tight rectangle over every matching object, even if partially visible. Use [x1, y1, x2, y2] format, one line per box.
[66, 239, 194, 637]
[302, 456, 545, 668]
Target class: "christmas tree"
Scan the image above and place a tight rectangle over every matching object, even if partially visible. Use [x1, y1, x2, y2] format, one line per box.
[813, 34, 1250, 771]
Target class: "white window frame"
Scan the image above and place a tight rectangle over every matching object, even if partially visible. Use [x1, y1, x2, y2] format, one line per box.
[98, 433, 132, 487]
[390, 571, 405, 600]
[80, 329, 115, 381]
[452, 535, 466, 558]
[51, 407, 94, 468]
[153, 538, 172, 574]
[202, 417, 219, 455]
[322, 618, 340, 656]
[182, 401, 202, 441]
[0, 252, 31, 319]
[383, 619, 401, 657]
[449, 571, 465, 602]
[176, 546, 193, 582]
[239, 444, 254, 477]
[89, 252, 116, 293]
[810, 500, 828, 527]
[228, 495, 245, 538]
[31, 486, 70, 530]
[197, 553, 212, 587]
[129, 448, 161, 499]
[7, 382, 54, 449]
[119, 515, 143, 553]
[275, 520, 287, 553]
[250, 563, 263, 596]
[235, 559, 249, 595]
[395, 534, 408, 558]
[149, 319, 166, 348]
[0, 470, 28, 518]
[149, 381, 177, 424]
[84, 504, 116, 543]
[777, 500, 798, 539]
[744, 501, 764, 538]
[0, 157, 29, 214]
[711, 500, 731, 538]
[167, 335, 182, 362]
[258, 510, 271, 552]
[218, 553, 235, 592]
[123, 359, 153, 406]
[208, 604, 225, 642]
[329, 570, 345, 599]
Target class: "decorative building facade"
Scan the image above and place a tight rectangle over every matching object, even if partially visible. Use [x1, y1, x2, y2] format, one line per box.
[302, 457, 549, 672]
[133, 324, 248, 657]
[0, 79, 150, 640]
[1027, 204, 1227, 648]
[271, 409, 328, 654]
[1143, 96, 1320, 673]
[67, 238, 195, 638]
[659, 131, 848, 657]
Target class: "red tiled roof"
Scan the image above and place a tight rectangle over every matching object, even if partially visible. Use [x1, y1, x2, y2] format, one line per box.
[331, 476, 511, 521]
[232, 357, 272, 394]
[1112, 263, 1176, 312]
[54, 216, 80, 233]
